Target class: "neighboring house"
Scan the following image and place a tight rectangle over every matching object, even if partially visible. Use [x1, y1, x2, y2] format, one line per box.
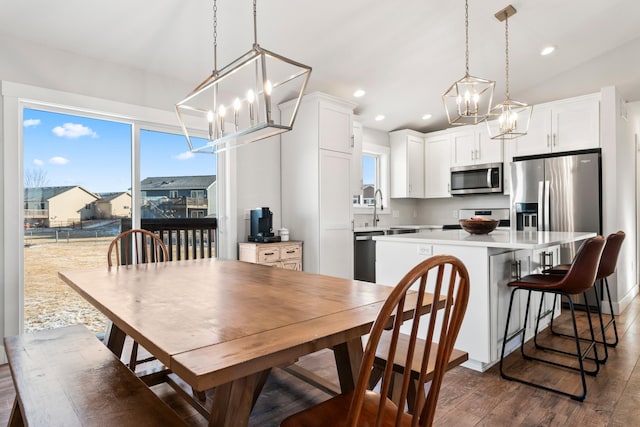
[140, 175, 216, 219]
[362, 184, 375, 205]
[24, 186, 99, 227]
[92, 192, 131, 219]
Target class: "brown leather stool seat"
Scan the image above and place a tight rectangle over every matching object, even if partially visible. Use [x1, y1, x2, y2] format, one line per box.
[500, 236, 605, 401]
[544, 231, 625, 348]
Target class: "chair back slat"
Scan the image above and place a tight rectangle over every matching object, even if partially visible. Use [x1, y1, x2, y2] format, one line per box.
[107, 229, 168, 267]
[346, 255, 470, 427]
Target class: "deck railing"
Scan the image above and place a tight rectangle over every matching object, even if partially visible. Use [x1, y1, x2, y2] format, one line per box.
[122, 217, 217, 260]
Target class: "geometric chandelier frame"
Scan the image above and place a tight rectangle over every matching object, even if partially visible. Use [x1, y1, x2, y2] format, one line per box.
[442, 0, 495, 126]
[176, 0, 311, 153]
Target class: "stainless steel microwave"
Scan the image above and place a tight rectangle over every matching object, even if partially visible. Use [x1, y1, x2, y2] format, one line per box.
[450, 162, 503, 195]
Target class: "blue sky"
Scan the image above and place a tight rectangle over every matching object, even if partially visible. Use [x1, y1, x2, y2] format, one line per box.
[23, 108, 216, 193]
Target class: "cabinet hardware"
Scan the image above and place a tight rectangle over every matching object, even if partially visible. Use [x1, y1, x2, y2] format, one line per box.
[286, 250, 295, 254]
[264, 252, 275, 256]
[547, 134, 550, 147]
[552, 134, 557, 146]
[351, 135, 354, 148]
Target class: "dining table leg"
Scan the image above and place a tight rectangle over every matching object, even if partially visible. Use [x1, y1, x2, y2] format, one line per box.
[208, 368, 272, 427]
[332, 337, 364, 393]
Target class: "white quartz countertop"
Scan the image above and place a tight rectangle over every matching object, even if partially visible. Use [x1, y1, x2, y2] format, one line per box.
[373, 229, 597, 249]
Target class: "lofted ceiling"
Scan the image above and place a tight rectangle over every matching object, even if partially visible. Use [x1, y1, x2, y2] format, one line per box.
[1, 0, 640, 133]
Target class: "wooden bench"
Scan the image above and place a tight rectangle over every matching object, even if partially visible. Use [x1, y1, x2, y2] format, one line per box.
[4, 324, 187, 426]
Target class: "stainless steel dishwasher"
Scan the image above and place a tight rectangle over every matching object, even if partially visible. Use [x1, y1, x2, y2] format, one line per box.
[354, 228, 416, 283]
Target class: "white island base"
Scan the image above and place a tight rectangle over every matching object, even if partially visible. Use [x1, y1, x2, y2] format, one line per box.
[374, 229, 596, 372]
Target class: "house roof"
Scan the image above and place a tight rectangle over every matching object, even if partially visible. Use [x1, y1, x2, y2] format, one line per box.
[141, 175, 216, 191]
[24, 186, 99, 201]
[97, 192, 131, 202]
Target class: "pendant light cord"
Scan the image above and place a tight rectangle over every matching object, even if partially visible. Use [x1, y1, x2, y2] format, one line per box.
[212, 0, 218, 72]
[253, 0, 258, 47]
[504, 11, 510, 99]
[464, 0, 469, 76]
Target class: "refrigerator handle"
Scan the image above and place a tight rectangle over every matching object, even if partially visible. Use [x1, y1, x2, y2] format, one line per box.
[543, 180, 550, 230]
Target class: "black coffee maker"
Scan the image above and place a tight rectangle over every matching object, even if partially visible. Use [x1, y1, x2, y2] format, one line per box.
[249, 207, 281, 242]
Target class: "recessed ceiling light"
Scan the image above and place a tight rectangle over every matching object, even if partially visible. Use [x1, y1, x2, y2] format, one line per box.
[422, 114, 432, 120]
[540, 46, 556, 56]
[375, 115, 385, 121]
[353, 89, 366, 98]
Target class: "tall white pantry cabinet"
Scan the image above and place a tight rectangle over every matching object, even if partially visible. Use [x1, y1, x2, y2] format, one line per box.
[279, 92, 356, 279]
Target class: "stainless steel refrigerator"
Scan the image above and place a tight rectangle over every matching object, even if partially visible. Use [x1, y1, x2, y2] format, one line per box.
[510, 149, 602, 305]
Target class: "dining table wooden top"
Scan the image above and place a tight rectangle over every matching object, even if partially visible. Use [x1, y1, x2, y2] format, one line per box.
[59, 257, 438, 426]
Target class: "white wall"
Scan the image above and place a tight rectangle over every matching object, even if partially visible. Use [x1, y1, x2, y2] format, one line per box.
[601, 87, 638, 313]
[629, 100, 640, 298]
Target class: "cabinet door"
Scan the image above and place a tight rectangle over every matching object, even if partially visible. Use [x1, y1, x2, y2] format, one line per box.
[552, 98, 600, 152]
[476, 124, 503, 164]
[450, 130, 476, 167]
[351, 120, 363, 197]
[490, 250, 530, 361]
[319, 150, 353, 279]
[407, 136, 425, 197]
[424, 134, 451, 198]
[513, 105, 552, 157]
[319, 104, 353, 153]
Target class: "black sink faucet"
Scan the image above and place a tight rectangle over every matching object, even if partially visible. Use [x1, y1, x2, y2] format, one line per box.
[373, 189, 383, 226]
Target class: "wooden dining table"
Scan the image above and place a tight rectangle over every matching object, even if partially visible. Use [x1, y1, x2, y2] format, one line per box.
[59, 258, 438, 427]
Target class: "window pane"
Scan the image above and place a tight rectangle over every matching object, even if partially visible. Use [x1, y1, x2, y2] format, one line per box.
[140, 130, 216, 219]
[23, 108, 131, 333]
[361, 154, 377, 205]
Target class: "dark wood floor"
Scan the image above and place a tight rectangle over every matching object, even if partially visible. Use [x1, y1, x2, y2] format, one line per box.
[1, 294, 639, 426]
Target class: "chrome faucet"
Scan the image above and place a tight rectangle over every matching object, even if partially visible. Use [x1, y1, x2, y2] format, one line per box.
[373, 189, 383, 226]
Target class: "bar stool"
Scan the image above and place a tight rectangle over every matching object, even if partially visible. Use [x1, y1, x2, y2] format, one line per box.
[545, 231, 625, 348]
[500, 236, 605, 401]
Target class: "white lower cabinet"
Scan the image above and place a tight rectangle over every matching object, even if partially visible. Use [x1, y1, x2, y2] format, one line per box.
[489, 249, 531, 362]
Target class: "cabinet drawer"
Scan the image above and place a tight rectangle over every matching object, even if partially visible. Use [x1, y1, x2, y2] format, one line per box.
[257, 247, 280, 263]
[280, 244, 301, 260]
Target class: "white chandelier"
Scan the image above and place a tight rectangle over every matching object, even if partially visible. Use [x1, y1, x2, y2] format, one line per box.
[487, 5, 532, 140]
[442, 0, 495, 126]
[176, 0, 312, 153]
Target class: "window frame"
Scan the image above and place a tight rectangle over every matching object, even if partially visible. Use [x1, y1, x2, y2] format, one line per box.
[352, 142, 390, 214]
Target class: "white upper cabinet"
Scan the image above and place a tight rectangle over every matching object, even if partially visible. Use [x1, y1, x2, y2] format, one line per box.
[424, 132, 452, 198]
[318, 101, 354, 153]
[450, 124, 503, 167]
[390, 130, 425, 198]
[351, 118, 363, 197]
[513, 94, 600, 157]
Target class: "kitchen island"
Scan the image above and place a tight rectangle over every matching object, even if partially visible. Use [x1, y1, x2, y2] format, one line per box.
[373, 229, 596, 372]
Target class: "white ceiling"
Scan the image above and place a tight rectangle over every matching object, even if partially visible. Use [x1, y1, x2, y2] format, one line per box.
[2, 0, 640, 133]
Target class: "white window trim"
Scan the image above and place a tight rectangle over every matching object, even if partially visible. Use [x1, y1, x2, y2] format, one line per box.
[353, 142, 390, 215]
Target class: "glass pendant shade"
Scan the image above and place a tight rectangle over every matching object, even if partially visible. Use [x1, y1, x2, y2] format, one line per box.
[443, 74, 495, 126]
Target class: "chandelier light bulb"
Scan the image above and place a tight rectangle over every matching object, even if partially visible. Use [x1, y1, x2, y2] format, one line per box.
[265, 80, 273, 96]
[247, 89, 255, 104]
[233, 98, 241, 111]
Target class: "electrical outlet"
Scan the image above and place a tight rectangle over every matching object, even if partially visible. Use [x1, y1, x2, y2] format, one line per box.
[417, 245, 432, 256]
[452, 210, 459, 219]
[392, 210, 400, 218]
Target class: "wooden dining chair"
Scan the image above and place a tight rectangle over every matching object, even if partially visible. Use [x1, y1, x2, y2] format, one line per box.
[281, 255, 470, 427]
[107, 229, 168, 371]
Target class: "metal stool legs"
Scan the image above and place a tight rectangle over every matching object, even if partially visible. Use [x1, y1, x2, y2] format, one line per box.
[500, 287, 600, 402]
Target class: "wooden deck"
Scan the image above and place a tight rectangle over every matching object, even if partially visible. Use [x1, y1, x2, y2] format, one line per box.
[1, 294, 639, 426]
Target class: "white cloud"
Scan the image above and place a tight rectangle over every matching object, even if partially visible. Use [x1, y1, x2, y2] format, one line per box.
[33, 159, 44, 166]
[49, 156, 69, 165]
[176, 151, 195, 160]
[24, 119, 41, 128]
[52, 123, 98, 139]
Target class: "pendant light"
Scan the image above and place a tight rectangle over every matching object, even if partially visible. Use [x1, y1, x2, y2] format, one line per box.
[442, 0, 495, 126]
[487, 5, 532, 140]
[176, 0, 312, 153]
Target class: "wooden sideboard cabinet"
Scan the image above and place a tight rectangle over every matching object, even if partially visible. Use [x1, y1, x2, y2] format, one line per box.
[238, 241, 303, 271]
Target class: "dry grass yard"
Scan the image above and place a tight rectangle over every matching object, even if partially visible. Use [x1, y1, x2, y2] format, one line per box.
[23, 235, 110, 333]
